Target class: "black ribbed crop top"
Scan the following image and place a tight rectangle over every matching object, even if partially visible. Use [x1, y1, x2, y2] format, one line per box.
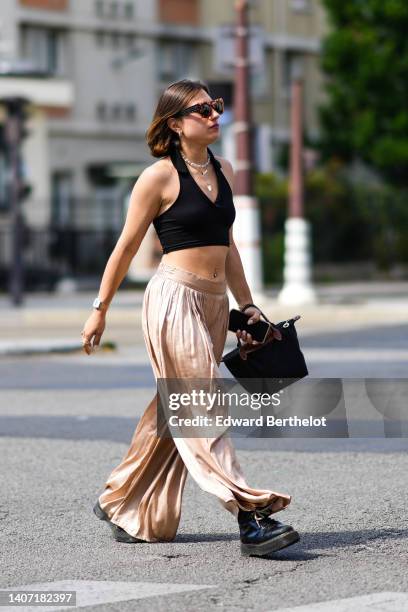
[152, 145, 236, 254]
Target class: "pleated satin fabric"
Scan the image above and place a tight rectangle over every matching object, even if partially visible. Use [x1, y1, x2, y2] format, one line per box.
[98, 261, 292, 542]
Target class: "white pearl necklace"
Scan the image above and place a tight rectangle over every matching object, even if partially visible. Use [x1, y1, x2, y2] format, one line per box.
[180, 151, 214, 192]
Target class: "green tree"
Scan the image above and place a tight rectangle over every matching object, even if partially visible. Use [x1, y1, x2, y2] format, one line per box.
[318, 0, 408, 186]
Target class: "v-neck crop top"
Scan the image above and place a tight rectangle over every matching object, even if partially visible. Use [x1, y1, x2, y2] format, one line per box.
[152, 145, 236, 254]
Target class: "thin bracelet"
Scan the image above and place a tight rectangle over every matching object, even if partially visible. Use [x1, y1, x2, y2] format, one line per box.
[239, 303, 259, 312]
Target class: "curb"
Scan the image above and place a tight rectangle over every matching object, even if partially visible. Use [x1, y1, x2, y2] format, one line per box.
[0, 340, 117, 357]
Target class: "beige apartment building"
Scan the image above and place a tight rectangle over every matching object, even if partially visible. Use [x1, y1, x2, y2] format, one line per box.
[0, 0, 328, 283]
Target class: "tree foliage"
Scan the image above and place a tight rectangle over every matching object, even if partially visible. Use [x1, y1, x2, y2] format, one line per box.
[318, 0, 408, 186]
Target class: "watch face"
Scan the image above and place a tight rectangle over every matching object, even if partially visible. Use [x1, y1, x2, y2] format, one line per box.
[93, 298, 102, 309]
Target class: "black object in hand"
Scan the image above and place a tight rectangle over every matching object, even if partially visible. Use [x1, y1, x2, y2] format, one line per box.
[228, 308, 271, 343]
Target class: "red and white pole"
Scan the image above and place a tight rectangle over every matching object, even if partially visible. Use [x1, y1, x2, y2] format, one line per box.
[278, 67, 316, 305]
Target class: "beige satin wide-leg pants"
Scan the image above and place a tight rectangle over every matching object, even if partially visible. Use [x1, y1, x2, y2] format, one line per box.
[98, 260, 292, 542]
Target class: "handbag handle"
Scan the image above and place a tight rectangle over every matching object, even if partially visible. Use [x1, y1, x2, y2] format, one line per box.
[235, 311, 302, 360]
[241, 304, 300, 330]
[251, 307, 301, 328]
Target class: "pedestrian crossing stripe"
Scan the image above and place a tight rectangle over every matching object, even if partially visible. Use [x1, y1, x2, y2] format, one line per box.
[0, 580, 217, 612]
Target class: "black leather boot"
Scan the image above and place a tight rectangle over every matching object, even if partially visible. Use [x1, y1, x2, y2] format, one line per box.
[238, 507, 300, 557]
[93, 500, 146, 544]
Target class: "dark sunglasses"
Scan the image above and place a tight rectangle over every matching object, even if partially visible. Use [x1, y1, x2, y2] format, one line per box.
[174, 98, 224, 119]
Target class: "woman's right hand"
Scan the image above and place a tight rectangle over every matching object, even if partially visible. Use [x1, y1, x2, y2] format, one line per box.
[81, 311, 106, 355]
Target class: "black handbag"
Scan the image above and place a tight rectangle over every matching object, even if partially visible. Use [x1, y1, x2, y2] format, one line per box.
[220, 308, 309, 394]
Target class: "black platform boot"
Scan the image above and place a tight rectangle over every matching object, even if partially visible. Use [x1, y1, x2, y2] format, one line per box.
[238, 507, 300, 557]
[93, 500, 146, 544]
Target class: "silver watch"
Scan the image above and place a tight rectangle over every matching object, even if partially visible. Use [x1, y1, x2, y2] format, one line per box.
[93, 297, 104, 311]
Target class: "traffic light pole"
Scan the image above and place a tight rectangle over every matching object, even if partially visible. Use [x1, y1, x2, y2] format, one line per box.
[3, 98, 29, 306]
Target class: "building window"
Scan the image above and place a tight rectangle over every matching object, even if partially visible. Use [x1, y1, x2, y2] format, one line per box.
[111, 31, 120, 47]
[283, 51, 304, 94]
[95, 30, 105, 46]
[96, 102, 137, 122]
[0, 130, 8, 211]
[95, 0, 135, 21]
[96, 101, 107, 120]
[126, 33, 136, 48]
[250, 68, 268, 99]
[126, 103, 136, 121]
[291, 0, 312, 13]
[124, 2, 134, 19]
[95, 30, 135, 48]
[51, 171, 73, 229]
[157, 40, 197, 81]
[95, 0, 104, 17]
[112, 103, 122, 120]
[20, 25, 67, 75]
[110, 1, 119, 18]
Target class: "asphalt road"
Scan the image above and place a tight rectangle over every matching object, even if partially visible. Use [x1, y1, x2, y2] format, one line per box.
[1, 323, 407, 611]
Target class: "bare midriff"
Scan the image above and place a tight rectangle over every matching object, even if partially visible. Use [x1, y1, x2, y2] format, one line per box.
[162, 245, 229, 282]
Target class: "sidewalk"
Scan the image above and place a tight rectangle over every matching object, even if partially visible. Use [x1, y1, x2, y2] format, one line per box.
[0, 281, 407, 356]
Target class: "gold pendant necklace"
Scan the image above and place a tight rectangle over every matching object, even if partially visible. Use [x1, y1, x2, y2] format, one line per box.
[201, 168, 213, 192]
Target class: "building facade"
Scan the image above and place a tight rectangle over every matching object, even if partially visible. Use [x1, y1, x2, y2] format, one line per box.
[0, 0, 328, 284]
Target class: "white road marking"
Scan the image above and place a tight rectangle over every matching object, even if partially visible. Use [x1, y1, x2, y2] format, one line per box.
[274, 591, 408, 611]
[0, 579, 217, 611]
[304, 349, 408, 362]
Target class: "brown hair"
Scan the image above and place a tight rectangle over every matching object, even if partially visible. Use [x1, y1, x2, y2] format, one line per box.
[145, 79, 210, 158]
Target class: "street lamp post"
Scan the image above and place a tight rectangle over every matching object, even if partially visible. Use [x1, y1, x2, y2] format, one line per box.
[232, 0, 263, 296]
[278, 59, 317, 305]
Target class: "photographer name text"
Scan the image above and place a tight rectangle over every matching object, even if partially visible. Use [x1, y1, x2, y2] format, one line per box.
[168, 415, 327, 428]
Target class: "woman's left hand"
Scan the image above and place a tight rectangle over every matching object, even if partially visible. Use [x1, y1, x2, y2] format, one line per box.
[236, 306, 262, 345]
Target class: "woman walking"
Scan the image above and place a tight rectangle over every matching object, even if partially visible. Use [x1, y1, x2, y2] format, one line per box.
[81, 79, 300, 557]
